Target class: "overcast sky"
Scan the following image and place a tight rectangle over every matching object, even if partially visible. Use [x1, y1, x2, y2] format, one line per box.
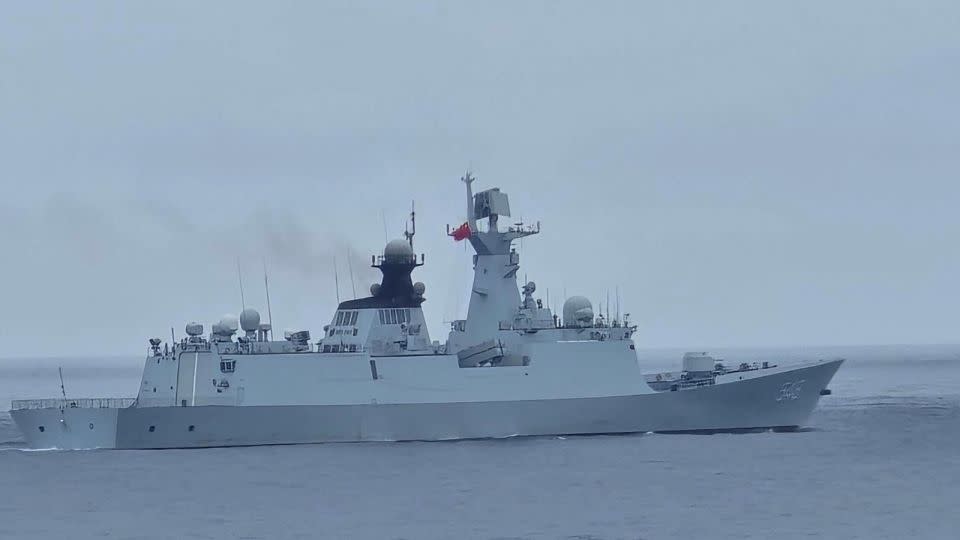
[1, 2, 957, 357]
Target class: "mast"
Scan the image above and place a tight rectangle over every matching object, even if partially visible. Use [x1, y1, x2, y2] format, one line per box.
[404, 201, 416, 248]
[462, 172, 476, 232]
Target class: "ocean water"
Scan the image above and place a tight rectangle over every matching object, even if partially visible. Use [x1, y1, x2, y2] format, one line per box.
[1, 345, 958, 540]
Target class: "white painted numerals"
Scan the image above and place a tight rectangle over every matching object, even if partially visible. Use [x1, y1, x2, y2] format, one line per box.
[776, 379, 805, 402]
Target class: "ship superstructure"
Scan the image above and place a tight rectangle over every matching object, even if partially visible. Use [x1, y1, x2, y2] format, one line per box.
[10, 174, 842, 449]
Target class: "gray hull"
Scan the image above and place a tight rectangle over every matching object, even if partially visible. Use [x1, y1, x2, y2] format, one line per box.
[11, 359, 842, 450]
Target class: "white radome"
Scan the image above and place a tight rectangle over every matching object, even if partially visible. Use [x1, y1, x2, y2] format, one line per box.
[562, 296, 593, 326]
[239, 308, 261, 332]
[219, 314, 239, 333]
[383, 239, 414, 261]
[574, 308, 594, 325]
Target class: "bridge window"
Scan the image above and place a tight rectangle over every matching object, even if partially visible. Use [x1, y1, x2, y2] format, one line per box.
[220, 360, 236, 373]
[377, 308, 413, 325]
[335, 310, 359, 327]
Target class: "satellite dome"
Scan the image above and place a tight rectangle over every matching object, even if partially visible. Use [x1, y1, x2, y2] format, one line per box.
[219, 314, 239, 333]
[574, 308, 594, 325]
[563, 296, 593, 327]
[370, 283, 381, 296]
[525, 281, 536, 293]
[185, 322, 203, 337]
[239, 308, 261, 332]
[413, 282, 426, 295]
[383, 239, 414, 262]
[211, 320, 235, 338]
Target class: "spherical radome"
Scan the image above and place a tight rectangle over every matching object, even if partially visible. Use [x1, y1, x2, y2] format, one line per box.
[574, 308, 594, 324]
[219, 314, 239, 333]
[383, 239, 414, 261]
[239, 308, 261, 332]
[563, 296, 593, 326]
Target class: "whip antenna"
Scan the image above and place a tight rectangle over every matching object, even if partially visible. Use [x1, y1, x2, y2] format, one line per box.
[58, 366, 67, 401]
[237, 259, 246, 310]
[263, 258, 274, 340]
[616, 286, 621, 323]
[333, 257, 341, 304]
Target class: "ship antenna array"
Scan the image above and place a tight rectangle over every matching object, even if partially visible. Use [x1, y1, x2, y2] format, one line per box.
[263, 258, 274, 340]
[404, 201, 416, 249]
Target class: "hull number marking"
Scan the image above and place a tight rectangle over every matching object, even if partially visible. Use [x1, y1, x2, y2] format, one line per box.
[776, 379, 806, 402]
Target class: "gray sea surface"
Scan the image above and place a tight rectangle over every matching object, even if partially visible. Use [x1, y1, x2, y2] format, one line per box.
[1, 345, 958, 539]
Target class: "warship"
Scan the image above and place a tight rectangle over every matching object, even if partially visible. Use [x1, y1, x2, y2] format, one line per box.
[10, 174, 842, 449]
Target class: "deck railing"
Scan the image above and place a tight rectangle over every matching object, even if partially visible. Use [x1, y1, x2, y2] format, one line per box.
[11, 398, 136, 411]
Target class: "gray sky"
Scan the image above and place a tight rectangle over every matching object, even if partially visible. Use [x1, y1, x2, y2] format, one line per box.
[1, 2, 957, 357]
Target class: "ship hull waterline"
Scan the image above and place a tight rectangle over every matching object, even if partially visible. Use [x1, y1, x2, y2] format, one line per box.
[10, 359, 842, 450]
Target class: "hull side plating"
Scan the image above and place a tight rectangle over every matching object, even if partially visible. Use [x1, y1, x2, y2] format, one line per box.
[12, 359, 841, 450]
[11, 407, 120, 450]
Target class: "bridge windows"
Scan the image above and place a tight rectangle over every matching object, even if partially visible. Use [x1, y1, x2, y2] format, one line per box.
[378, 308, 411, 325]
[335, 310, 360, 327]
[220, 359, 236, 373]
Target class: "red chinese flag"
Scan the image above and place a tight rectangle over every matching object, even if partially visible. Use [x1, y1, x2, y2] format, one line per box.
[452, 222, 471, 241]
